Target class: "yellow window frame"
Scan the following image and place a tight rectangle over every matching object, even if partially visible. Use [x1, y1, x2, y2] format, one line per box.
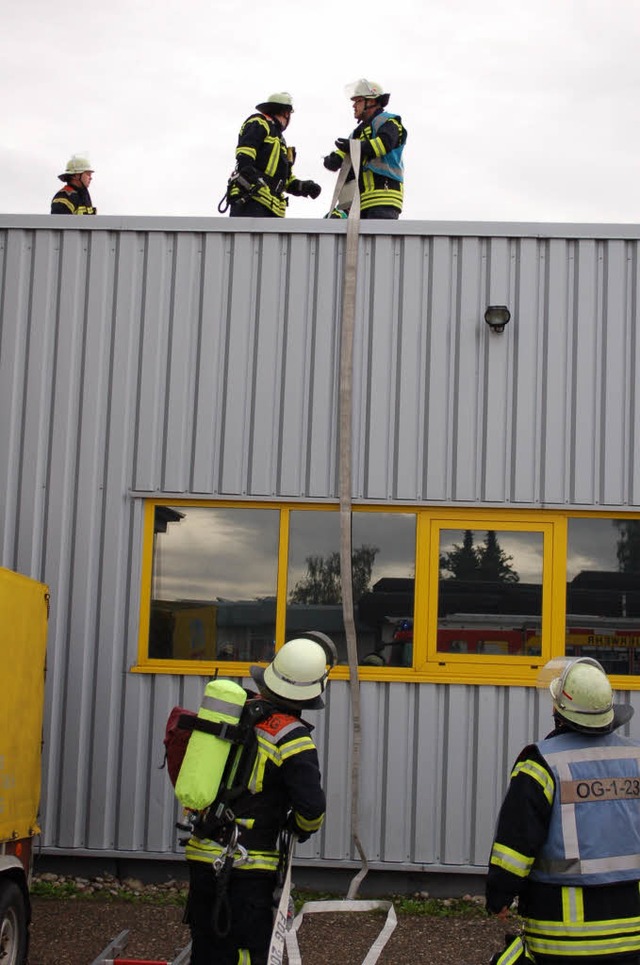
[412, 509, 567, 686]
[132, 500, 640, 688]
[133, 498, 288, 676]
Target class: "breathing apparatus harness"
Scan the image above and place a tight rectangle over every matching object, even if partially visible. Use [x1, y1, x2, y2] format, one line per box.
[217, 167, 269, 213]
[175, 693, 276, 936]
[176, 694, 273, 840]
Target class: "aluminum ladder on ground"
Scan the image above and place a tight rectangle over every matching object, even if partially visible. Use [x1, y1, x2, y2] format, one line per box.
[89, 929, 191, 965]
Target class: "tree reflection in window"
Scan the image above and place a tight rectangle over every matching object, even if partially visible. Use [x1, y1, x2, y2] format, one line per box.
[437, 529, 541, 657]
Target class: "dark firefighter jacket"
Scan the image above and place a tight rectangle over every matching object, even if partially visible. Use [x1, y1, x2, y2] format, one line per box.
[185, 701, 325, 872]
[335, 108, 407, 214]
[487, 725, 640, 960]
[51, 183, 96, 215]
[231, 112, 306, 217]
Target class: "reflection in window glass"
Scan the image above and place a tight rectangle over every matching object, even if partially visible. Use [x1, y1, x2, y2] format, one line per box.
[149, 506, 279, 662]
[437, 529, 543, 656]
[286, 511, 416, 668]
[566, 518, 640, 676]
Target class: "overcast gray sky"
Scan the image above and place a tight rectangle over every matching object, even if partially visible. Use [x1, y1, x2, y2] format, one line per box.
[3, 0, 639, 222]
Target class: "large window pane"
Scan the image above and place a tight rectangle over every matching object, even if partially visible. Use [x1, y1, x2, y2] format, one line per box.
[286, 511, 416, 667]
[149, 506, 279, 662]
[437, 529, 543, 656]
[566, 518, 640, 675]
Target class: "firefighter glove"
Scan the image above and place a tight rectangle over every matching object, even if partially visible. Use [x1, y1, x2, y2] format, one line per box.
[300, 180, 322, 199]
[323, 152, 342, 172]
[334, 138, 350, 154]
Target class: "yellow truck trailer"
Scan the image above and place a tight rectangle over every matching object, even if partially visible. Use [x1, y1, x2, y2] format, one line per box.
[0, 567, 48, 963]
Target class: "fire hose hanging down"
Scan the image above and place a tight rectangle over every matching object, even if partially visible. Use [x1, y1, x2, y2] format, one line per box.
[333, 141, 368, 901]
[281, 140, 397, 965]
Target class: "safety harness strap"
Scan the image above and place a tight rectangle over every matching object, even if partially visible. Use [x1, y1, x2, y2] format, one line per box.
[178, 714, 243, 741]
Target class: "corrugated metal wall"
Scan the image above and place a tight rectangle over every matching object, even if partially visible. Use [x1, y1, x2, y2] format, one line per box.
[1, 215, 640, 876]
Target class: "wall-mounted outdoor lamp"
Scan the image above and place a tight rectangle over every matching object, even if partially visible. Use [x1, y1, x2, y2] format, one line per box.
[484, 305, 511, 334]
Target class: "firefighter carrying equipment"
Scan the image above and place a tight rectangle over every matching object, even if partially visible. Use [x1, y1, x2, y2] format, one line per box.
[547, 656, 633, 732]
[184, 700, 326, 870]
[174, 678, 248, 811]
[324, 110, 406, 216]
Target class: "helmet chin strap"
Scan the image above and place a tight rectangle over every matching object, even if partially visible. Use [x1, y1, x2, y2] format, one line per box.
[361, 99, 379, 120]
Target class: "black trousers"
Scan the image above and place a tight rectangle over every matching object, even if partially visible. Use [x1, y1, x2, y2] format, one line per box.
[229, 198, 278, 218]
[186, 861, 277, 965]
[360, 206, 401, 219]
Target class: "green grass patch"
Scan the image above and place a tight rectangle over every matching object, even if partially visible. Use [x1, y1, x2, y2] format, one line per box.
[291, 890, 488, 918]
[31, 878, 491, 918]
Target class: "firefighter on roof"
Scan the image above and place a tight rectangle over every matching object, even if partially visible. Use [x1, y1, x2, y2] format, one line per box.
[486, 657, 640, 964]
[184, 633, 336, 965]
[323, 79, 407, 219]
[51, 155, 96, 215]
[221, 92, 322, 217]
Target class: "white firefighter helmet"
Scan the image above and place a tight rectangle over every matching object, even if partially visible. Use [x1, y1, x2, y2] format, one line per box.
[255, 92, 294, 113]
[58, 154, 94, 180]
[344, 79, 390, 106]
[545, 657, 632, 732]
[250, 632, 337, 708]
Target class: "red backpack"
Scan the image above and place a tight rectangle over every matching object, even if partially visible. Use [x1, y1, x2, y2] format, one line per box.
[162, 706, 197, 786]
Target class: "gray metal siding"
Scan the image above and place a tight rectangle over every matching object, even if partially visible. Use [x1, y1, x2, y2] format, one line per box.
[2, 216, 640, 876]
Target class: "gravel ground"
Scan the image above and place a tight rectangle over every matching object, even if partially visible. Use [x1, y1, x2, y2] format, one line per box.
[27, 876, 512, 964]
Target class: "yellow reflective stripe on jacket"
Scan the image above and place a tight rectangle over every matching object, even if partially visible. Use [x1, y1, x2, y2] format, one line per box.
[229, 182, 287, 217]
[490, 841, 534, 878]
[247, 731, 316, 793]
[263, 136, 281, 178]
[360, 170, 403, 211]
[236, 145, 258, 162]
[365, 117, 403, 160]
[294, 810, 324, 833]
[52, 197, 76, 213]
[237, 950, 250, 964]
[525, 931, 640, 957]
[561, 885, 584, 924]
[235, 138, 281, 179]
[279, 734, 316, 760]
[512, 758, 555, 805]
[185, 837, 280, 872]
[525, 897, 640, 957]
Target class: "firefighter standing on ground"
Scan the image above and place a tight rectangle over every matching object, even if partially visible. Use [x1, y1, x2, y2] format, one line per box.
[222, 92, 322, 217]
[486, 657, 640, 963]
[184, 635, 335, 965]
[323, 79, 407, 219]
[51, 155, 96, 215]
